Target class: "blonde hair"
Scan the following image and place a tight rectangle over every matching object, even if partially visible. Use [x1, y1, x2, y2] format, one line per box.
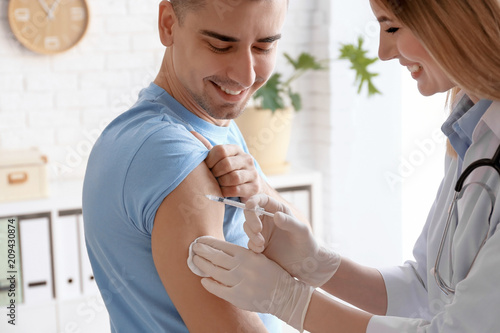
[444, 87, 461, 158]
[378, 0, 500, 101]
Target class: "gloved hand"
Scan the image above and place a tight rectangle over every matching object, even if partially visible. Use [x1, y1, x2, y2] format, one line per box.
[244, 193, 341, 287]
[191, 236, 314, 332]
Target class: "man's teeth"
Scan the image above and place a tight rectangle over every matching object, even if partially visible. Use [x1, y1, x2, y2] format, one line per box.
[220, 86, 242, 95]
[408, 64, 423, 73]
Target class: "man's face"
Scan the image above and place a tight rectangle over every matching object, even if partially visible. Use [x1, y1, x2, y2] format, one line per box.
[169, 0, 287, 120]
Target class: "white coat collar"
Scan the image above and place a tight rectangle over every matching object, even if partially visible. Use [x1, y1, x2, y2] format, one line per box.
[473, 100, 500, 143]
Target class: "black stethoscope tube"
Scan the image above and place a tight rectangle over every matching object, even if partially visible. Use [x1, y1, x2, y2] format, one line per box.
[455, 144, 500, 192]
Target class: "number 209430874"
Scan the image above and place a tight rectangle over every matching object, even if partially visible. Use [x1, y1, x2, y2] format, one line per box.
[6, 218, 18, 326]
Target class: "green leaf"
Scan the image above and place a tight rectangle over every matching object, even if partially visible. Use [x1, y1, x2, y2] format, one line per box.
[254, 73, 285, 112]
[339, 36, 381, 97]
[285, 52, 328, 71]
[288, 88, 302, 112]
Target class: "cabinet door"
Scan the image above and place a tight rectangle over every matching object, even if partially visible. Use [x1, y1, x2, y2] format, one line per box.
[54, 213, 82, 300]
[277, 188, 312, 225]
[19, 215, 54, 305]
[0, 214, 58, 333]
[0, 218, 22, 306]
[77, 214, 99, 296]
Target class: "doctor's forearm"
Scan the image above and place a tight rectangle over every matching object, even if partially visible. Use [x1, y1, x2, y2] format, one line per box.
[321, 257, 388, 315]
[304, 290, 372, 333]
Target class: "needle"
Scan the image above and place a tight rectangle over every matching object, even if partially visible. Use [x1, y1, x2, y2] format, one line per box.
[205, 195, 275, 218]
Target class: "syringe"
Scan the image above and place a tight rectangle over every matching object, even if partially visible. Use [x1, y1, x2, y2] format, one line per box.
[205, 195, 275, 218]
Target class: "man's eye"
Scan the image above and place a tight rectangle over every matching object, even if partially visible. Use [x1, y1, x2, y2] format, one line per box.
[385, 27, 399, 34]
[209, 44, 231, 53]
[254, 47, 272, 54]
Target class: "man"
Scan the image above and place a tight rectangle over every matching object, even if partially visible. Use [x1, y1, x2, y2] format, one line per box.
[83, 0, 292, 331]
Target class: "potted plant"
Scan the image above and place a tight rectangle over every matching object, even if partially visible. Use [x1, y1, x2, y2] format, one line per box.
[236, 36, 380, 174]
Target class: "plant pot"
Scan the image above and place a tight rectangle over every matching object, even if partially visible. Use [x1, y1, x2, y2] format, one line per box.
[235, 106, 294, 175]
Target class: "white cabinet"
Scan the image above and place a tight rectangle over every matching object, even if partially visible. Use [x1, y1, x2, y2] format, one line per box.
[268, 167, 323, 236]
[0, 181, 110, 333]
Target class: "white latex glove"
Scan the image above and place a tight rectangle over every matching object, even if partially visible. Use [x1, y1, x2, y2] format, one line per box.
[244, 193, 341, 287]
[191, 236, 314, 332]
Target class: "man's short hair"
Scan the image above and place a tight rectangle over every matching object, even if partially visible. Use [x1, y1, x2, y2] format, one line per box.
[170, 0, 206, 25]
[169, 0, 288, 25]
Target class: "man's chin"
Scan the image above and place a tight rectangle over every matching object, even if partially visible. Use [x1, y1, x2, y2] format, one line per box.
[207, 101, 250, 120]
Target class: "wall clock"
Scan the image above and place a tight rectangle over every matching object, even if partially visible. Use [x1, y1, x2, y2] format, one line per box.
[8, 0, 90, 55]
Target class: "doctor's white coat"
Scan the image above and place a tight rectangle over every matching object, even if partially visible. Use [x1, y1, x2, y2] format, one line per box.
[368, 101, 500, 332]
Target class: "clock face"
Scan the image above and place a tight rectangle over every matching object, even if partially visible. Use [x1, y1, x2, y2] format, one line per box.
[8, 0, 90, 55]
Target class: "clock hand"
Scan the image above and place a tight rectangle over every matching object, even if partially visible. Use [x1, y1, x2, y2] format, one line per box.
[47, 0, 62, 20]
[37, 0, 52, 17]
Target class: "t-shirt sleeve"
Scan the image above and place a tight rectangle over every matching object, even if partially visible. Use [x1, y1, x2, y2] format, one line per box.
[123, 124, 209, 235]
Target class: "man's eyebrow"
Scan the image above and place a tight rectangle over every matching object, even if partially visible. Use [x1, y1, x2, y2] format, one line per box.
[200, 30, 282, 43]
[200, 30, 239, 42]
[257, 34, 282, 43]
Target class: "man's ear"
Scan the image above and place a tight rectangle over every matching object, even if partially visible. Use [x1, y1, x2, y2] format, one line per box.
[158, 0, 177, 47]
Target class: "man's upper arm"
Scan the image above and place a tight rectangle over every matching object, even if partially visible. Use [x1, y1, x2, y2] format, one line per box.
[151, 161, 269, 332]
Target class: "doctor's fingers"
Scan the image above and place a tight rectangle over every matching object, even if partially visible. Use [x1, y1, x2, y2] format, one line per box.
[274, 211, 309, 234]
[194, 235, 244, 255]
[243, 220, 266, 253]
[246, 193, 293, 216]
[243, 207, 264, 234]
[193, 255, 240, 287]
[243, 196, 281, 238]
[192, 242, 238, 270]
[201, 278, 242, 307]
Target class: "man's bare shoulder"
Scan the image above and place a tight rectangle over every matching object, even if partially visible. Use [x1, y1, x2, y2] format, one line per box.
[151, 160, 269, 332]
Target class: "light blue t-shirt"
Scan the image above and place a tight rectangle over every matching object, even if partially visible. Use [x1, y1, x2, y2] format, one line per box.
[82, 83, 281, 332]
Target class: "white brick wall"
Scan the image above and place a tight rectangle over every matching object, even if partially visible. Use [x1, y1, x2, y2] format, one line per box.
[0, 0, 164, 180]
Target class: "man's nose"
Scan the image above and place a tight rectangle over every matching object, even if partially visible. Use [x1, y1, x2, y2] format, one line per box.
[227, 49, 256, 88]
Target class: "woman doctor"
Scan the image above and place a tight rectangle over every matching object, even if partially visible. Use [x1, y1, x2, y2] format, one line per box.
[190, 0, 500, 332]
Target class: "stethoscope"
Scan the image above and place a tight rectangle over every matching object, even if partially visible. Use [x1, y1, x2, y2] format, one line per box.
[434, 143, 500, 295]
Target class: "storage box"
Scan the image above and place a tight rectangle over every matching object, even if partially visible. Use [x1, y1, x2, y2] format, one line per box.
[0, 149, 49, 202]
